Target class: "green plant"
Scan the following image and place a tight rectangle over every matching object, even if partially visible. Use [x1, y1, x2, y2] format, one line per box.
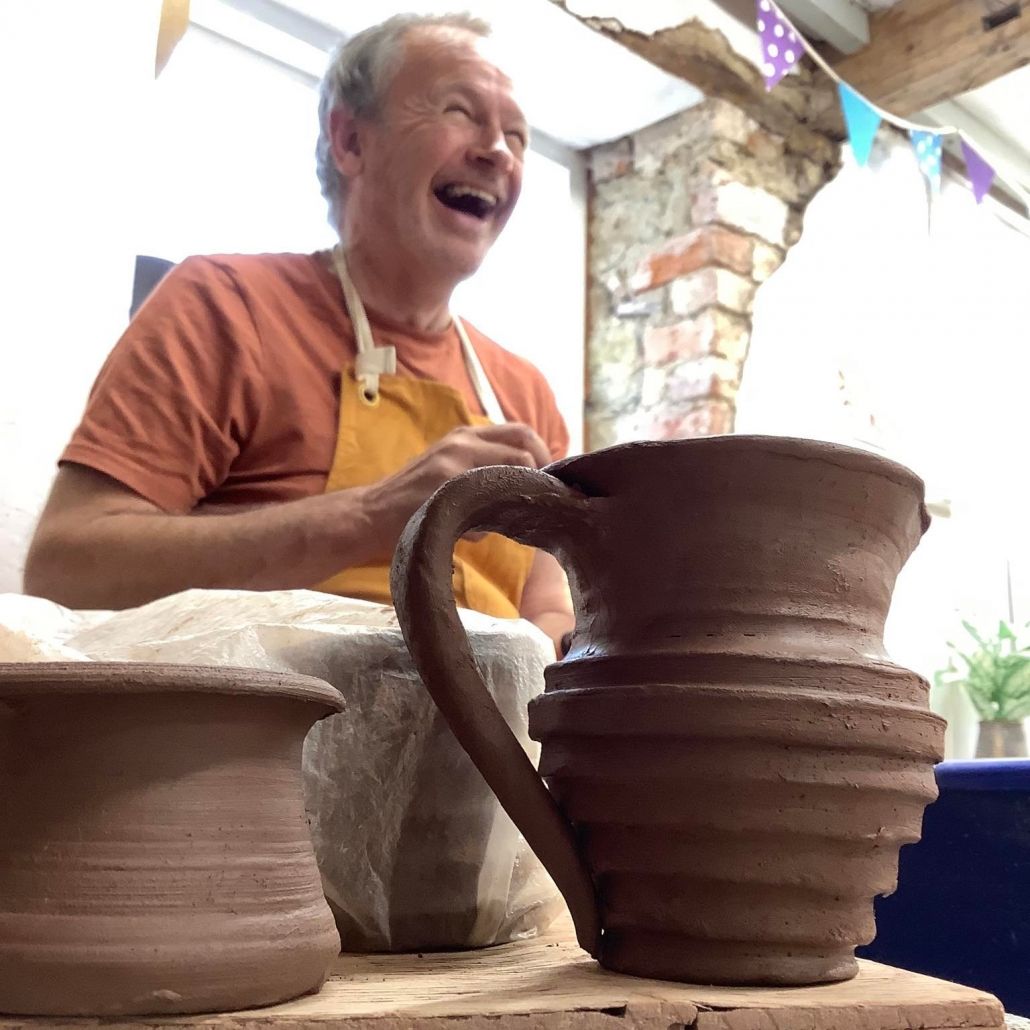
[938, 620, 1030, 722]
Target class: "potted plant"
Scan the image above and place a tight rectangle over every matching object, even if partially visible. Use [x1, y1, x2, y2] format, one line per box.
[936, 619, 1030, 758]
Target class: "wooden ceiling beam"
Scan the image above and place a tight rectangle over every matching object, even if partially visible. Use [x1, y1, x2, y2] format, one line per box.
[778, 0, 869, 55]
[832, 0, 1030, 116]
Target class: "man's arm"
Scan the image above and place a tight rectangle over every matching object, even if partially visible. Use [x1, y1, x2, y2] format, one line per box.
[24, 423, 552, 610]
[519, 550, 575, 658]
[23, 464, 378, 610]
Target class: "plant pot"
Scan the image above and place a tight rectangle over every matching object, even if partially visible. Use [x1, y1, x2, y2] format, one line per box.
[859, 759, 1030, 1016]
[976, 719, 1027, 758]
[0, 662, 344, 1017]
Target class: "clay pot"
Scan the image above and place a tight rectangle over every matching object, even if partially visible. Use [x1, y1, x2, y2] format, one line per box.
[0, 662, 344, 1016]
[391, 436, 946, 986]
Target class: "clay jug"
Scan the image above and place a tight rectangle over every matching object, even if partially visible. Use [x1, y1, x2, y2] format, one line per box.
[0, 662, 344, 1016]
[390, 436, 946, 986]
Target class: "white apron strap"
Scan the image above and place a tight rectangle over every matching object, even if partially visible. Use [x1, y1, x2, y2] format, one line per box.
[455, 318, 506, 425]
[331, 246, 505, 422]
[331, 247, 396, 402]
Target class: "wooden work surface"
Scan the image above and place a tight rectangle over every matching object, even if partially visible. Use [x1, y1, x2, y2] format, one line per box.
[1, 917, 1005, 1030]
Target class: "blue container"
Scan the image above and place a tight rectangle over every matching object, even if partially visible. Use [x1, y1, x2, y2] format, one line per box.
[859, 759, 1030, 1016]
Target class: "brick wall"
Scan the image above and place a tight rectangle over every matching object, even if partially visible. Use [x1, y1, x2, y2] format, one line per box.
[585, 97, 839, 449]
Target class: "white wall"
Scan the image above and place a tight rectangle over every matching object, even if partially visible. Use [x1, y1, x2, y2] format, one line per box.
[0, 2, 161, 594]
[132, 27, 335, 259]
[0, 21, 587, 593]
[455, 136, 587, 455]
[737, 140, 1030, 756]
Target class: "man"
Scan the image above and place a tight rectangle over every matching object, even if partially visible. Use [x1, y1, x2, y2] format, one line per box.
[24, 13, 575, 654]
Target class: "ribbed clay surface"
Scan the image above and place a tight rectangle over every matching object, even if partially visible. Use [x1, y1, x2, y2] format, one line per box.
[538, 439, 946, 984]
[0, 662, 343, 1016]
[531, 661, 943, 984]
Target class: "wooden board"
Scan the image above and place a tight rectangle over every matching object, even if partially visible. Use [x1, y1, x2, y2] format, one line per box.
[0, 917, 1005, 1030]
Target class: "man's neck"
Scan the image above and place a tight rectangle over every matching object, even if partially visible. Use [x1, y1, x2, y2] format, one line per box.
[341, 239, 454, 335]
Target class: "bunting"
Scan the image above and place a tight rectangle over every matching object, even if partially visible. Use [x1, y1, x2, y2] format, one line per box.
[838, 84, 881, 167]
[756, 0, 802, 91]
[960, 141, 997, 204]
[910, 131, 943, 191]
[756, 0, 1023, 209]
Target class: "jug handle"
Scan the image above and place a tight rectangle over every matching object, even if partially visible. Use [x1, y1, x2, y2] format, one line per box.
[390, 465, 601, 958]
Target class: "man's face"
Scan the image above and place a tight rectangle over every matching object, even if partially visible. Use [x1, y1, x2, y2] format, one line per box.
[342, 27, 528, 283]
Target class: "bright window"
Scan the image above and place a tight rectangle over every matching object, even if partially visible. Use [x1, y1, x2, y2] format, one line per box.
[737, 140, 1030, 756]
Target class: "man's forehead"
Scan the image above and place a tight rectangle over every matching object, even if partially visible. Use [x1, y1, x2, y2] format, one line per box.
[395, 26, 524, 113]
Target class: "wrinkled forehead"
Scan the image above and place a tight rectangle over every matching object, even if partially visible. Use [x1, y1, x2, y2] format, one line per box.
[391, 25, 526, 120]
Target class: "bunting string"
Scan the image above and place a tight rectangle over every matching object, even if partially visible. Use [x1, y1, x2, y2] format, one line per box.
[757, 0, 1029, 212]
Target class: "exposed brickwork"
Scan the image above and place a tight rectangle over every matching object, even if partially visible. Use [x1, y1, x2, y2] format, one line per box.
[690, 181, 790, 245]
[590, 136, 634, 184]
[585, 96, 838, 449]
[649, 400, 736, 440]
[752, 240, 786, 283]
[669, 268, 755, 318]
[630, 225, 754, 293]
[643, 309, 751, 366]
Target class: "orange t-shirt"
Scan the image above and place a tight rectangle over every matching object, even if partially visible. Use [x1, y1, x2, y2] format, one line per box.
[61, 251, 570, 513]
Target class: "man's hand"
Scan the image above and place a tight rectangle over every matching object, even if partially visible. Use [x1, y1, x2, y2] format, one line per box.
[359, 422, 551, 560]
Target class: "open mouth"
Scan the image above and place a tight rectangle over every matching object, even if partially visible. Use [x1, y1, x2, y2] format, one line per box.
[434, 183, 499, 221]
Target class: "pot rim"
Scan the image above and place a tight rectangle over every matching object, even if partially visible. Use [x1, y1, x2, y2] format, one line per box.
[0, 661, 343, 711]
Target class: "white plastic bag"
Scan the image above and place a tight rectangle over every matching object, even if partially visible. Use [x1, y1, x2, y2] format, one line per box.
[0, 589, 564, 951]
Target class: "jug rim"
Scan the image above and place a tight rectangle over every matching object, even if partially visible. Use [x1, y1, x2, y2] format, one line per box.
[548, 435, 925, 493]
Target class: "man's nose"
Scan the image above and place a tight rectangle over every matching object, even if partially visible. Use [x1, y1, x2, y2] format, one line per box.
[471, 124, 517, 173]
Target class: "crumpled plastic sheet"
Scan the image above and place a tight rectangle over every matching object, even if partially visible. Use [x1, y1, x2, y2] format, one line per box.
[0, 588, 565, 951]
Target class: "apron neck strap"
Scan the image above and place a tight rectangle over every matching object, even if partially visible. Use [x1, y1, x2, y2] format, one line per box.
[331, 246, 505, 423]
[331, 247, 396, 402]
[453, 316, 506, 425]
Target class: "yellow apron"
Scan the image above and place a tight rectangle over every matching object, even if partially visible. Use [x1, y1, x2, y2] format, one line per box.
[313, 248, 535, 618]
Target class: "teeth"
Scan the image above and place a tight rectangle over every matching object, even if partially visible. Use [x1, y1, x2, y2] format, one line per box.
[442, 184, 498, 207]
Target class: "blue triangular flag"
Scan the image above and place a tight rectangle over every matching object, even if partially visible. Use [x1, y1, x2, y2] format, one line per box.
[910, 130, 942, 191]
[838, 83, 881, 166]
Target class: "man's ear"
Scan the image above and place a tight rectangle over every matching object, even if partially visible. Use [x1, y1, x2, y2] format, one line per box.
[329, 105, 364, 178]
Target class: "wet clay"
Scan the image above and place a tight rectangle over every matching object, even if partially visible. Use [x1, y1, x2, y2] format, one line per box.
[391, 435, 946, 985]
[0, 662, 344, 1016]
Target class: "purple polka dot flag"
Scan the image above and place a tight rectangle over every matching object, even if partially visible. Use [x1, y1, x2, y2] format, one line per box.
[961, 139, 997, 204]
[756, 0, 802, 90]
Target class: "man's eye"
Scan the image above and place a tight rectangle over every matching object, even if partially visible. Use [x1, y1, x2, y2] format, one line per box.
[506, 130, 527, 150]
[446, 104, 474, 118]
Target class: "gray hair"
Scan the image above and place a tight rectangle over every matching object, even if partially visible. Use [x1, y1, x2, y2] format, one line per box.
[315, 12, 491, 229]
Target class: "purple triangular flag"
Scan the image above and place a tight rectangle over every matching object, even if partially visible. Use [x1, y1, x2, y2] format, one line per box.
[756, 0, 803, 90]
[961, 140, 996, 204]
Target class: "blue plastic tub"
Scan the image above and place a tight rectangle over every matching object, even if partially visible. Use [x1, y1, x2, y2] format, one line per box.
[858, 759, 1030, 1015]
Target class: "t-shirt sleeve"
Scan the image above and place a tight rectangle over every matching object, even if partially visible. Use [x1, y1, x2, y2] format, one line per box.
[60, 256, 267, 512]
